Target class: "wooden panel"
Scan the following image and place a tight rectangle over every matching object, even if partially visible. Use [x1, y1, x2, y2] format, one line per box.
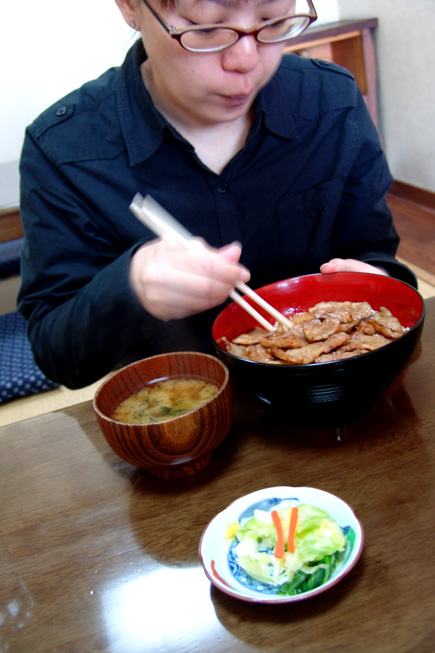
[0, 209, 23, 243]
[331, 35, 366, 93]
[288, 42, 332, 61]
[285, 30, 361, 53]
[390, 181, 435, 211]
[285, 18, 378, 47]
[360, 27, 379, 134]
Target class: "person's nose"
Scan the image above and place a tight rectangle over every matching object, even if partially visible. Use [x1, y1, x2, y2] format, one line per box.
[221, 35, 260, 73]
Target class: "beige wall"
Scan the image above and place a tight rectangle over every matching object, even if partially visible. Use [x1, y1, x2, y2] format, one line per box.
[0, 1, 134, 167]
[337, 0, 435, 193]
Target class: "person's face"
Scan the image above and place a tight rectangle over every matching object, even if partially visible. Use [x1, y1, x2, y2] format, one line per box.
[117, 0, 294, 127]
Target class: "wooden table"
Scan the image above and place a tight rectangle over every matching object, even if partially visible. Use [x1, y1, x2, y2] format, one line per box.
[1, 298, 434, 652]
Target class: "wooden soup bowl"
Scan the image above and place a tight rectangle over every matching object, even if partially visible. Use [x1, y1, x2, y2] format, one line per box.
[93, 352, 233, 477]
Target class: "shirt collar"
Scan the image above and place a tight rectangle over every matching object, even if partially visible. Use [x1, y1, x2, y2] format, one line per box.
[255, 62, 300, 141]
[116, 41, 299, 166]
[116, 40, 175, 166]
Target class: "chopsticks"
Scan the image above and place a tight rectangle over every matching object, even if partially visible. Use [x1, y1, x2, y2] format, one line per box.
[129, 194, 294, 332]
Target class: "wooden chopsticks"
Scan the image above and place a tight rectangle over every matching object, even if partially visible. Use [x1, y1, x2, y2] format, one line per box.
[129, 194, 293, 332]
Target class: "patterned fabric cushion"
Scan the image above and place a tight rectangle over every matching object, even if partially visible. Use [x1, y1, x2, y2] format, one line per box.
[0, 311, 59, 404]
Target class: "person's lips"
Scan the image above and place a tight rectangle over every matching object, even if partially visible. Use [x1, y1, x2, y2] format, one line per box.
[220, 93, 252, 106]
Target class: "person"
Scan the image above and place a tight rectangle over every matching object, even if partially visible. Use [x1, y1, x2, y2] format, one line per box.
[18, 0, 416, 389]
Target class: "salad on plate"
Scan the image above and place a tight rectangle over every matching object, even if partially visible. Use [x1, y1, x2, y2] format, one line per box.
[225, 500, 349, 596]
[199, 487, 364, 603]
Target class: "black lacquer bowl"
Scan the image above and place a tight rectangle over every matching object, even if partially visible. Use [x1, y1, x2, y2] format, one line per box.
[212, 273, 425, 425]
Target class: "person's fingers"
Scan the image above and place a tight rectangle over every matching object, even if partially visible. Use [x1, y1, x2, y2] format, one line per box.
[320, 258, 389, 276]
[129, 238, 250, 320]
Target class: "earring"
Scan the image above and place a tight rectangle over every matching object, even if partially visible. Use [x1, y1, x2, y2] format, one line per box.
[129, 21, 136, 29]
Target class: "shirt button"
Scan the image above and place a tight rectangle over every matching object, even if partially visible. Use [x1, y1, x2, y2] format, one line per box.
[56, 105, 67, 116]
[217, 181, 229, 193]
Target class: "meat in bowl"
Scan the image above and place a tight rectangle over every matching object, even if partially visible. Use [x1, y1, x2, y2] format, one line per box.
[221, 301, 408, 365]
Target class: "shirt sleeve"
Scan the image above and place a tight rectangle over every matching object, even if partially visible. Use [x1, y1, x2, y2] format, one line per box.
[18, 129, 163, 389]
[328, 86, 417, 287]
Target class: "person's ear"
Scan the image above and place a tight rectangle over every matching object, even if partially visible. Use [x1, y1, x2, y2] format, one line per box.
[115, 0, 140, 30]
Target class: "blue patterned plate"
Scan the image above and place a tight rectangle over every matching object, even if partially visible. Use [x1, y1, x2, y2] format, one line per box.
[198, 486, 364, 603]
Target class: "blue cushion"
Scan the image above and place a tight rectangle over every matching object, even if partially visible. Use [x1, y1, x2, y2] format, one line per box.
[0, 311, 59, 404]
[0, 238, 23, 279]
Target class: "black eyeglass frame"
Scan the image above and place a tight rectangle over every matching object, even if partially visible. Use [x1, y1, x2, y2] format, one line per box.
[140, 0, 317, 52]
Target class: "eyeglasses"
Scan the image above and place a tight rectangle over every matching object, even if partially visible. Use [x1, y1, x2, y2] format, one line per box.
[140, 0, 317, 53]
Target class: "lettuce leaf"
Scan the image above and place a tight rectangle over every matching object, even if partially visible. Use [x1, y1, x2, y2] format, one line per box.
[230, 502, 347, 588]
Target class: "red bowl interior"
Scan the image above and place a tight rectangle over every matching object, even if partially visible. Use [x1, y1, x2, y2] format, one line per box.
[213, 272, 424, 345]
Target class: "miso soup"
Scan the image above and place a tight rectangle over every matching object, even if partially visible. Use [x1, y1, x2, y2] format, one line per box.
[112, 377, 219, 424]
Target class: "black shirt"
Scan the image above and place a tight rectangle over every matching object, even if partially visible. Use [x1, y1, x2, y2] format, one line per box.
[18, 40, 415, 388]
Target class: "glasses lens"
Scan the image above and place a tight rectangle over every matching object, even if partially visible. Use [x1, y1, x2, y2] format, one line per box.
[258, 15, 311, 42]
[180, 27, 239, 52]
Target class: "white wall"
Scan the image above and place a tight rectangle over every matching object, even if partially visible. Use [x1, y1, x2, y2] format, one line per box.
[312, 0, 340, 24]
[0, 0, 135, 166]
[338, 0, 435, 193]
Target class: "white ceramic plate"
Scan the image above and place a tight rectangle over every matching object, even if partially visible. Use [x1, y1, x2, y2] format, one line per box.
[199, 486, 364, 603]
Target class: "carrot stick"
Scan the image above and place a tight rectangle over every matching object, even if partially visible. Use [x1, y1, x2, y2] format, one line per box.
[271, 509, 285, 558]
[287, 506, 298, 554]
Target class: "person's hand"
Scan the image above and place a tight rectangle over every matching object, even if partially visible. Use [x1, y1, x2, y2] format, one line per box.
[320, 258, 389, 276]
[129, 238, 251, 320]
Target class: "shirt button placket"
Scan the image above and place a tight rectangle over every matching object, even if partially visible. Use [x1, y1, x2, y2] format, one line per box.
[213, 177, 241, 244]
[217, 180, 229, 194]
